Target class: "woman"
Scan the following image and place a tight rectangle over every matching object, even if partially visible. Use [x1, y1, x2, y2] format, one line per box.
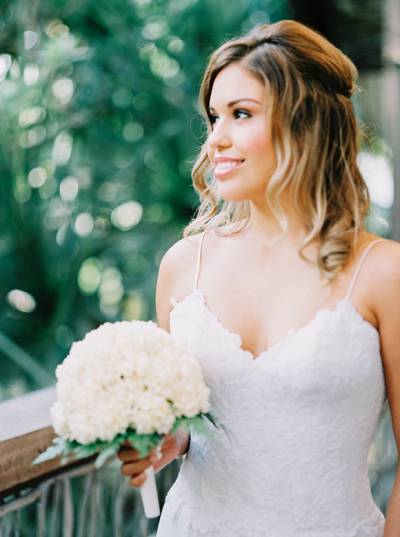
[118, 19, 400, 536]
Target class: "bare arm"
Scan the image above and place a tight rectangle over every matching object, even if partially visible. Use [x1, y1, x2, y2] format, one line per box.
[384, 467, 400, 536]
[155, 239, 192, 457]
[373, 241, 400, 536]
[117, 238, 195, 487]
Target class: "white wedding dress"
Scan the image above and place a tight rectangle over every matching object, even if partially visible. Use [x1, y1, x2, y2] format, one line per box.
[156, 231, 387, 537]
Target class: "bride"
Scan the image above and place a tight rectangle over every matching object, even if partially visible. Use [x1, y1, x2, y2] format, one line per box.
[118, 19, 400, 536]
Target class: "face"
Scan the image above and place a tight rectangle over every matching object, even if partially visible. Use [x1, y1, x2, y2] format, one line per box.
[206, 62, 277, 202]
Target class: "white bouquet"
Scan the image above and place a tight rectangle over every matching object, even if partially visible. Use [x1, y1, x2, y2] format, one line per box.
[33, 320, 218, 518]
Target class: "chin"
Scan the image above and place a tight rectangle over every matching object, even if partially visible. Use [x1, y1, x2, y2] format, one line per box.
[216, 184, 260, 203]
[218, 192, 251, 203]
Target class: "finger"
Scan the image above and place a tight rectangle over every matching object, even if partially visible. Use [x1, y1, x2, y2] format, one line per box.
[152, 457, 164, 473]
[119, 440, 142, 452]
[149, 446, 163, 467]
[160, 438, 176, 456]
[161, 436, 175, 450]
[117, 447, 141, 462]
[130, 471, 147, 488]
[120, 458, 152, 477]
[120, 440, 135, 449]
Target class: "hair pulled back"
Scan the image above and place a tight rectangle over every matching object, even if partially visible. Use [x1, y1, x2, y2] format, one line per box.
[183, 19, 370, 281]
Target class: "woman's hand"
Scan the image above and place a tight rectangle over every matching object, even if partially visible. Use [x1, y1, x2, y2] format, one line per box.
[117, 430, 190, 488]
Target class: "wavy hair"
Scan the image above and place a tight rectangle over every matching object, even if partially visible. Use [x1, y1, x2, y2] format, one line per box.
[182, 19, 371, 281]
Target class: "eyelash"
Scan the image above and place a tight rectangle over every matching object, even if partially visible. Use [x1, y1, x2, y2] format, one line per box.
[208, 109, 251, 125]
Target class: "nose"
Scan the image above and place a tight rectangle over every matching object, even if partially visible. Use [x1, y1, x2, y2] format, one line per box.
[207, 120, 231, 151]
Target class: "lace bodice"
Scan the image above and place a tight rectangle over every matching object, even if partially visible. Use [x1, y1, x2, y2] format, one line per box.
[156, 232, 387, 537]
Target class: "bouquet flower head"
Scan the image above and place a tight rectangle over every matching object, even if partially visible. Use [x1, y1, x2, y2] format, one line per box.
[34, 319, 218, 517]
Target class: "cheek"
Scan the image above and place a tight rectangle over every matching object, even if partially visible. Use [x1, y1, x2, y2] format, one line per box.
[242, 123, 274, 163]
[248, 138, 276, 178]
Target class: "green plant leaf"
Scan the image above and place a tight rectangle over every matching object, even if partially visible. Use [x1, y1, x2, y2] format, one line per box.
[94, 445, 119, 469]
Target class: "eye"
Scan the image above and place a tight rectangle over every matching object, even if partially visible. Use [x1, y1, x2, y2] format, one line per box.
[234, 109, 251, 119]
[209, 113, 218, 125]
[208, 108, 251, 127]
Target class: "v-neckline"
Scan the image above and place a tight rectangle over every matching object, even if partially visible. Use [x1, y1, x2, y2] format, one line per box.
[170, 288, 379, 363]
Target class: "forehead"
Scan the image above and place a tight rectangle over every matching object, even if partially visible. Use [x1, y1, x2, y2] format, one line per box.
[209, 63, 266, 108]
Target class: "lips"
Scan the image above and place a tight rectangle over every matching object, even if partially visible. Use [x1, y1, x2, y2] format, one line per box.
[213, 159, 245, 178]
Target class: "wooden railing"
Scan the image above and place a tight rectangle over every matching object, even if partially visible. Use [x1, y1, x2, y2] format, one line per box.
[0, 387, 179, 536]
[0, 384, 397, 536]
[0, 386, 80, 500]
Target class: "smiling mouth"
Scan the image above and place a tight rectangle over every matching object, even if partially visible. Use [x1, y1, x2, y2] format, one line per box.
[214, 160, 245, 177]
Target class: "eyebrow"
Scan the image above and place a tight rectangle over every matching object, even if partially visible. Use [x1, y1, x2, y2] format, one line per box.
[208, 98, 262, 111]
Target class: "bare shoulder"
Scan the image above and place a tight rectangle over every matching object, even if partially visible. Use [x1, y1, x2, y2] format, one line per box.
[155, 232, 205, 331]
[158, 232, 204, 281]
[360, 233, 400, 318]
[373, 236, 400, 291]
[365, 236, 400, 411]
[361, 232, 400, 277]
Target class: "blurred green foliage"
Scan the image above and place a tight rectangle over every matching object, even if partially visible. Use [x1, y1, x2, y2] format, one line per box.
[0, 0, 397, 527]
[0, 0, 292, 398]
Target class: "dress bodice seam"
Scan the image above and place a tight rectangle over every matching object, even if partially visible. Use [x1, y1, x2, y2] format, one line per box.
[170, 287, 380, 362]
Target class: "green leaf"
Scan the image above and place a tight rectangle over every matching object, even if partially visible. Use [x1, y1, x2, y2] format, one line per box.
[95, 445, 119, 469]
[32, 437, 68, 465]
[203, 412, 220, 429]
[124, 432, 159, 459]
[32, 410, 219, 468]
[33, 446, 61, 465]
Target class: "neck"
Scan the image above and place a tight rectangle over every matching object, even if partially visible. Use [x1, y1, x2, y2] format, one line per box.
[244, 201, 311, 249]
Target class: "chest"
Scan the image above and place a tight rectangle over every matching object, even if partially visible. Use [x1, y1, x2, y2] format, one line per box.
[169, 290, 385, 413]
[202, 285, 336, 357]
[196, 250, 353, 358]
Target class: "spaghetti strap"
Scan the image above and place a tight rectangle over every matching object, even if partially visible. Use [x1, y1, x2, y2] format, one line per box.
[344, 238, 385, 301]
[193, 230, 207, 291]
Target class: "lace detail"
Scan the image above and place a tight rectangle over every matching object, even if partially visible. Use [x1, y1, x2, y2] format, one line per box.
[157, 237, 386, 536]
[157, 290, 386, 536]
[161, 482, 385, 536]
[169, 288, 379, 362]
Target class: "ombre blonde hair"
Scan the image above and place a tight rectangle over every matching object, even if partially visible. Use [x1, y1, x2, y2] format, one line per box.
[183, 19, 371, 281]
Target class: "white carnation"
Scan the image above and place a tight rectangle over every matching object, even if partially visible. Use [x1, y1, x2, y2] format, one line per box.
[51, 320, 210, 443]
[50, 401, 70, 438]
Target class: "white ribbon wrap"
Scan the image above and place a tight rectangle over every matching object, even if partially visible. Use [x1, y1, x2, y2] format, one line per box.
[140, 445, 162, 518]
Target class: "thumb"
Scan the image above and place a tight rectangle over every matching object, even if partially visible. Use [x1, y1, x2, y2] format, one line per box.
[162, 433, 174, 443]
[151, 445, 166, 472]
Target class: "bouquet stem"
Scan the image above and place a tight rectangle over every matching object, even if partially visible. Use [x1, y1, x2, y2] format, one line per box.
[140, 465, 160, 518]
